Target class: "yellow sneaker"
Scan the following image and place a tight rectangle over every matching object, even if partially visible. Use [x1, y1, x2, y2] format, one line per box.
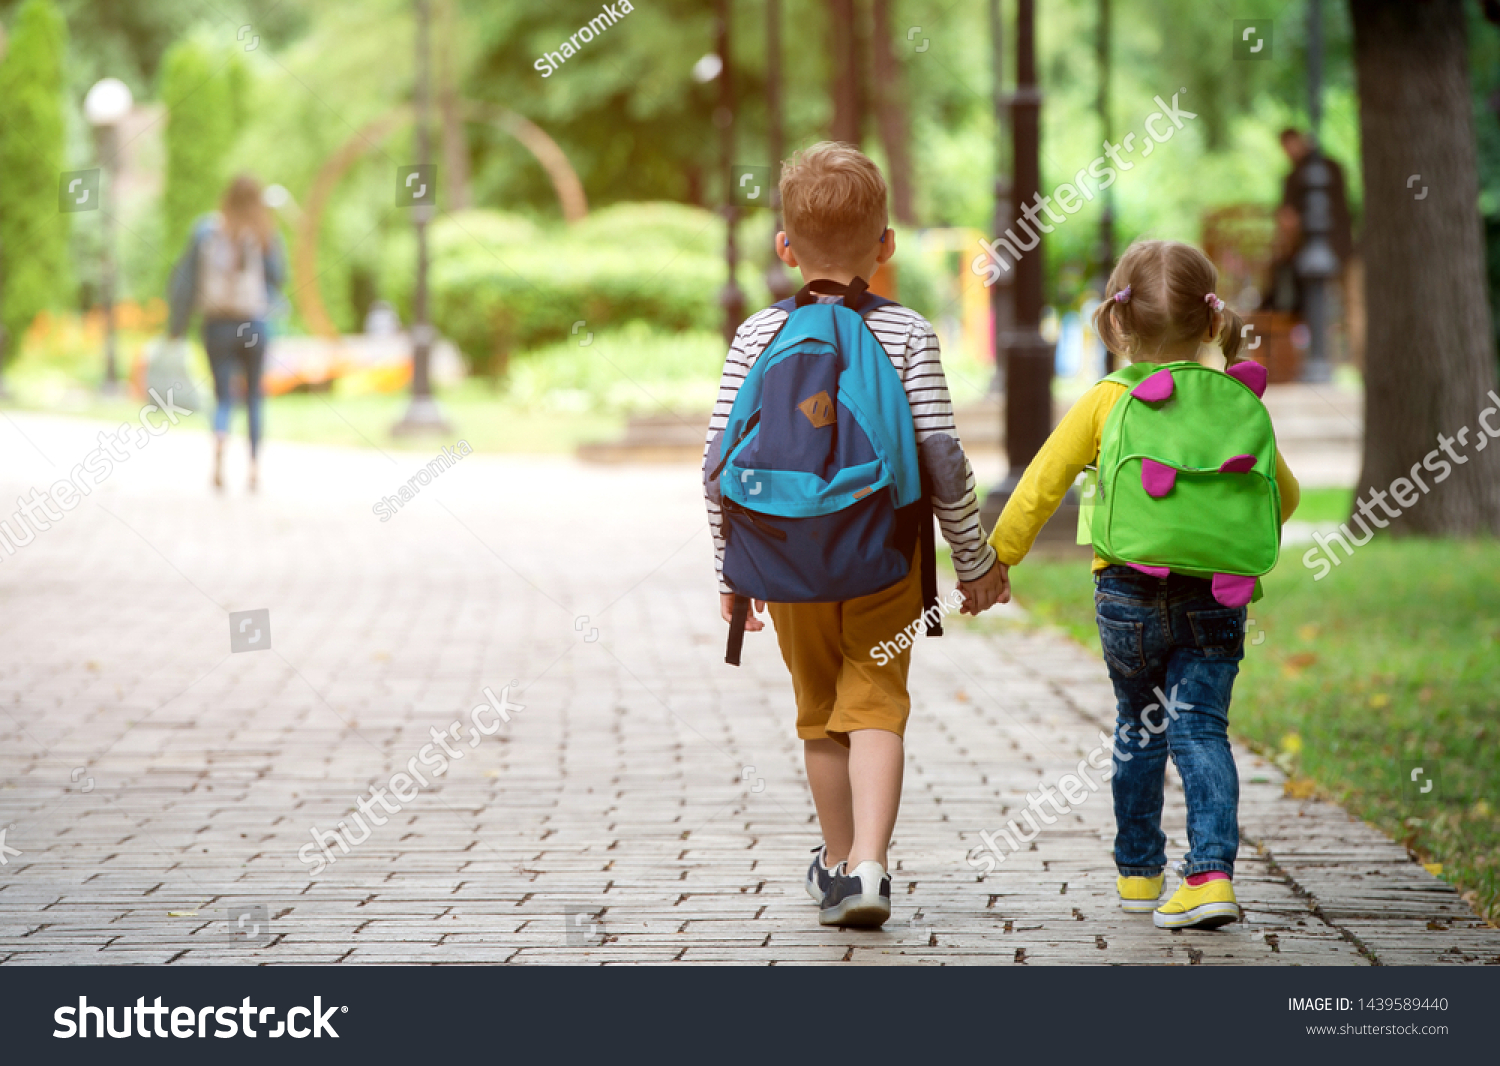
[1117, 874, 1166, 913]
[1153, 877, 1241, 929]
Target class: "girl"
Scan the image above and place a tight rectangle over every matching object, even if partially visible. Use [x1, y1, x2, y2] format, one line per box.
[986, 239, 1300, 929]
[167, 175, 285, 491]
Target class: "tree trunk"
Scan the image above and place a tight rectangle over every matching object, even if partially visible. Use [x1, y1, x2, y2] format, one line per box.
[870, 0, 914, 224]
[828, 0, 863, 145]
[1349, 0, 1500, 534]
[437, 0, 470, 211]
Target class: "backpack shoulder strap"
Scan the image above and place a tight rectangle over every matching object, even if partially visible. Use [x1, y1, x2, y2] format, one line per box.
[1101, 362, 1156, 388]
[787, 276, 898, 316]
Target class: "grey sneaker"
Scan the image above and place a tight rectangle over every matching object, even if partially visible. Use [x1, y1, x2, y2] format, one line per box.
[806, 843, 835, 902]
[818, 860, 892, 927]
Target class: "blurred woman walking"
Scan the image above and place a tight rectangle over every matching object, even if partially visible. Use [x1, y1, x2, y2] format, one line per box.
[167, 175, 285, 491]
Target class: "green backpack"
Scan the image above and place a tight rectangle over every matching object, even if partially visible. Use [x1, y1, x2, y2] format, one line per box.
[1077, 359, 1281, 607]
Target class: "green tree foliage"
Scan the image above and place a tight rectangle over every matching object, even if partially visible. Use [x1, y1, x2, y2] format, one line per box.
[159, 36, 246, 278]
[0, 0, 70, 364]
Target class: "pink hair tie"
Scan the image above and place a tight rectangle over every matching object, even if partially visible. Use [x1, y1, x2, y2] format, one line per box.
[1113, 285, 1132, 304]
[1204, 292, 1225, 312]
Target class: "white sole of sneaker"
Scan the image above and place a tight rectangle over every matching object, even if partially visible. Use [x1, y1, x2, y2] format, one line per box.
[1153, 901, 1241, 929]
[818, 896, 891, 928]
[1119, 898, 1163, 913]
[806, 875, 824, 903]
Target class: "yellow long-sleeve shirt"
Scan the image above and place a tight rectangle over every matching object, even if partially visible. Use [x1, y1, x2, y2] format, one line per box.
[988, 378, 1301, 569]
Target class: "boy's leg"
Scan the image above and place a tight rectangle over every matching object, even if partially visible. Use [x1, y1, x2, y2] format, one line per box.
[1162, 598, 1246, 878]
[803, 738, 852, 865]
[828, 559, 922, 871]
[1095, 572, 1172, 877]
[846, 728, 903, 869]
[768, 600, 852, 863]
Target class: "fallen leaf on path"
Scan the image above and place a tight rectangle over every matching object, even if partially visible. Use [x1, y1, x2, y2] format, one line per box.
[1283, 778, 1316, 799]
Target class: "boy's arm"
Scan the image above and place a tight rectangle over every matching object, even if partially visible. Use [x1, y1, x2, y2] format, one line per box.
[704, 309, 784, 594]
[988, 383, 1121, 565]
[896, 314, 997, 581]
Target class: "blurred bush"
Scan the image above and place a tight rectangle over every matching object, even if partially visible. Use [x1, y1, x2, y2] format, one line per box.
[506, 320, 725, 414]
[0, 0, 70, 365]
[159, 35, 248, 289]
[376, 202, 769, 375]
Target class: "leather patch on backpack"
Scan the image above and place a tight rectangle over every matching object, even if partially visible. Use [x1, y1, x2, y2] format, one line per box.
[797, 390, 836, 428]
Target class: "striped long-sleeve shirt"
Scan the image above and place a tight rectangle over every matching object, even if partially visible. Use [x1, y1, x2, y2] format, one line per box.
[703, 297, 998, 593]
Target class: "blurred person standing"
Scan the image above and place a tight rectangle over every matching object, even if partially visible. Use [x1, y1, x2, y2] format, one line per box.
[1265, 129, 1363, 366]
[167, 175, 285, 491]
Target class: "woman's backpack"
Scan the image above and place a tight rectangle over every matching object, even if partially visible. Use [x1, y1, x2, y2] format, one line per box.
[197, 216, 269, 320]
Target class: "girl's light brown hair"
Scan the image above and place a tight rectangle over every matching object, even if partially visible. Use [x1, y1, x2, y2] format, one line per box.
[1092, 239, 1246, 364]
[220, 174, 274, 251]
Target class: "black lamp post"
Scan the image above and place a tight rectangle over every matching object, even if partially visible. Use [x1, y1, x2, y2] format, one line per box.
[84, 77, 133, 396]
[1095, 0, 1117, 372]
[982, 0, 1072, 538]
[717, 0, 746, 344]
[987, 0, 1012, 396]
[394, 0, 452, 435]
[764, 0, 795, 302]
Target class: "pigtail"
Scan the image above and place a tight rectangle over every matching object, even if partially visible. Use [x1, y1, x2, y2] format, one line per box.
[1093, 284, 1134, 361]
[1218, 305, 1246, 364]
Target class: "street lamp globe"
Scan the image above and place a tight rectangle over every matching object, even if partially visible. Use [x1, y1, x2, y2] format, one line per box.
[83, 77, 133, 127]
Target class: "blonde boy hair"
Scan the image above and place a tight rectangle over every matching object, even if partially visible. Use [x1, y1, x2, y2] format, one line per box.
[779, 142, 889, 270]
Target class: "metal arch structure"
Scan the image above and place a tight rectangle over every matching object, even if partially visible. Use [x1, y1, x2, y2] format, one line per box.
[292, 102, 587, 338]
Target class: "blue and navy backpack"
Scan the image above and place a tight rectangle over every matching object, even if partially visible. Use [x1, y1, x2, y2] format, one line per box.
[706, 278, 941, 665]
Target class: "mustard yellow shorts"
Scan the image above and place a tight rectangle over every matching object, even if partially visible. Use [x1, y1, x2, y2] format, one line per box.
[767, 560, 924, 746]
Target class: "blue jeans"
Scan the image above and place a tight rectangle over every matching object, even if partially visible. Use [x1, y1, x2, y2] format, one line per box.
[1095, 566, 1245, 878]
[203, 318, 266, 457]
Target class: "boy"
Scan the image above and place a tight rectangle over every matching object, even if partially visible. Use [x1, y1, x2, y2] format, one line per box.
[703, 143, 1007, 926]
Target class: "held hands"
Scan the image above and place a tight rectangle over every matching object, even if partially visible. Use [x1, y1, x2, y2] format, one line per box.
[958, 561, 1010, 616]
[720, 564, 1008, 629]
[720, 592, 768, 632]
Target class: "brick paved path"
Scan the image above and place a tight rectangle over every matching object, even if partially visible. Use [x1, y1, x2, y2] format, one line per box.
[0, 412, 1494, 965]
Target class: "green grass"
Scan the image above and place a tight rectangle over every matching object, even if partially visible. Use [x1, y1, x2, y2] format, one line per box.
[987, 539, 1500, 925]
[0, 375, 624, 455]
[3, 311, 996, 454]
[1291, 486, 1356, 524]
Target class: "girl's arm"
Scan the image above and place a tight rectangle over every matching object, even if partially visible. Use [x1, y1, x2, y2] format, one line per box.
[1274, 451, 1300, 522]
[988, 382, 1123, 565]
